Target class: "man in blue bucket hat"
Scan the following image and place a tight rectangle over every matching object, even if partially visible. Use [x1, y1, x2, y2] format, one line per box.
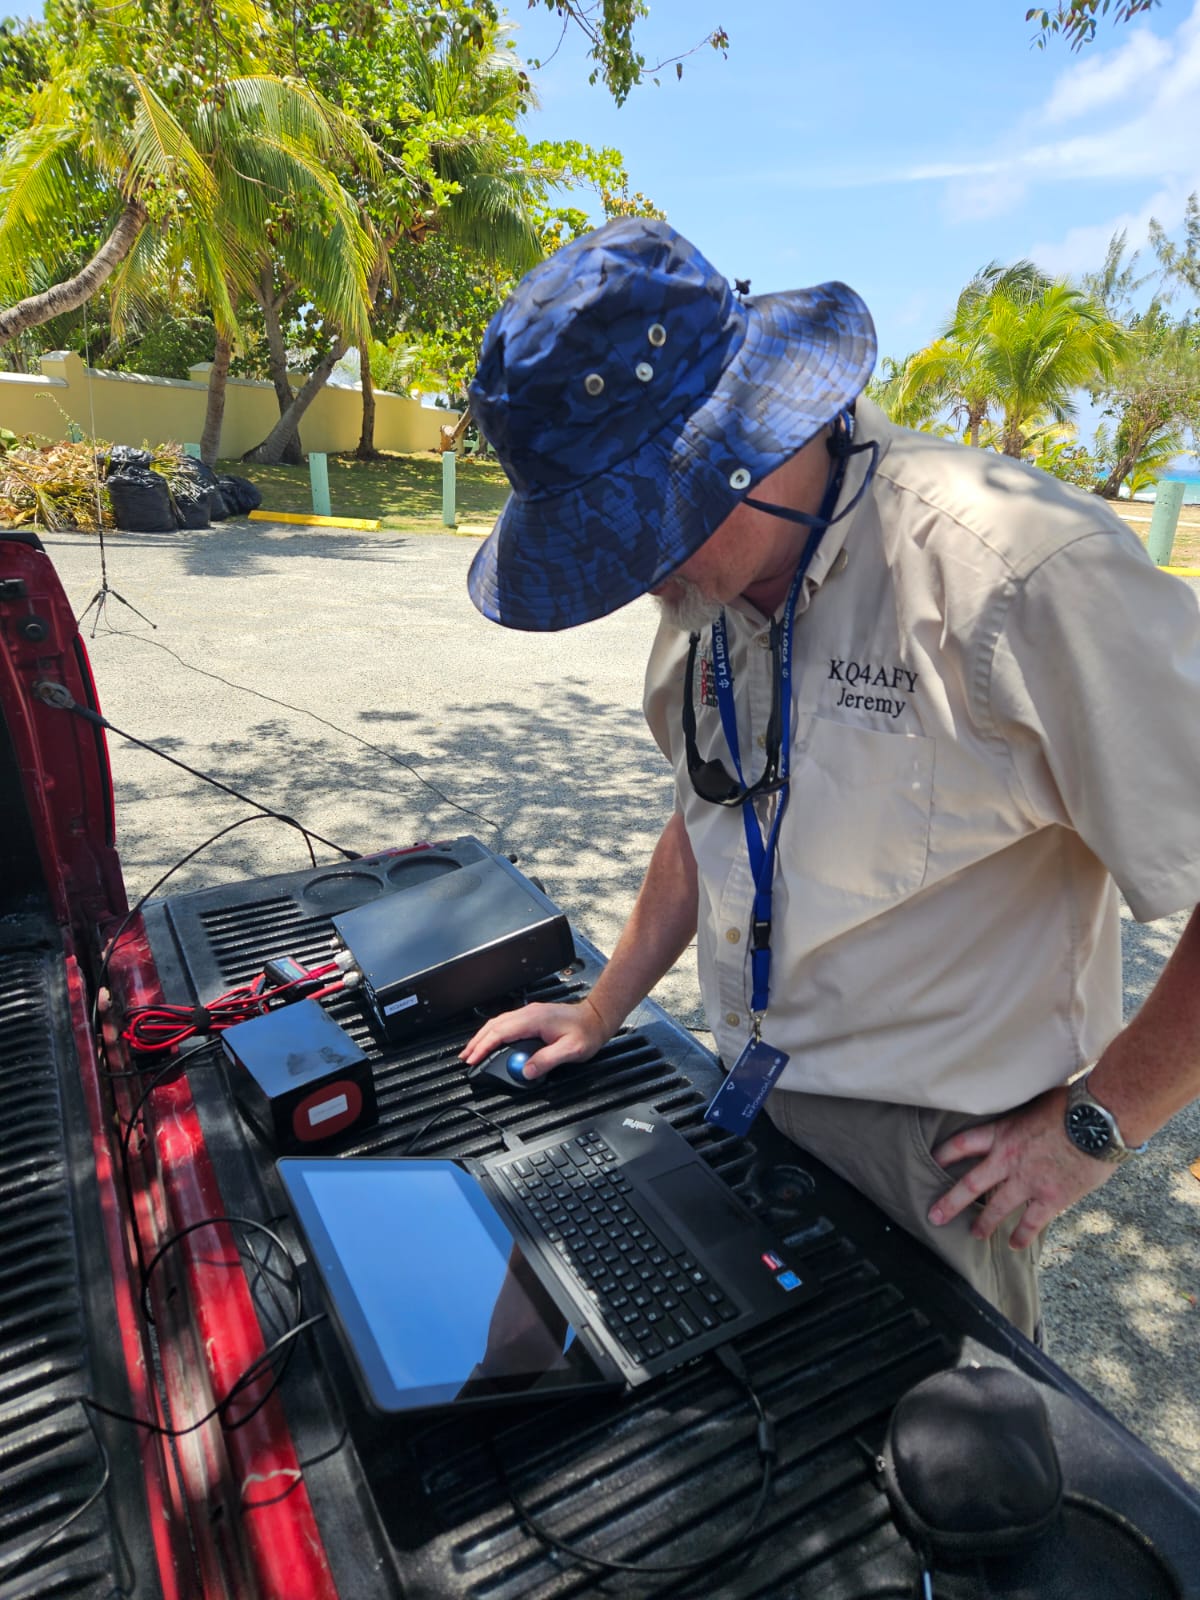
[462, 217, 1200, 1341]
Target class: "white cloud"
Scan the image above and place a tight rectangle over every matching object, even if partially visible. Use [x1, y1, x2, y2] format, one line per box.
[942, 169, 1029, 223]
[1028, 181, 1192, 277]
[1040, 28, 1171, 124]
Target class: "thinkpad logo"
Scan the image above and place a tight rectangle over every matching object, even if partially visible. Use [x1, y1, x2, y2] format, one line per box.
[622, 1117, 655, 1134]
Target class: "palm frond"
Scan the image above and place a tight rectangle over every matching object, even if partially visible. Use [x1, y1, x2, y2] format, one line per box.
[125, 70, 217, 212]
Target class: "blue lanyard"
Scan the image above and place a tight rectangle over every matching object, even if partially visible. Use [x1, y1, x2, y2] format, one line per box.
[709, 526, 823, 1028]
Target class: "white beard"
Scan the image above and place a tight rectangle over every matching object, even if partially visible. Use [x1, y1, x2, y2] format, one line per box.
[652, 576, 723, 634]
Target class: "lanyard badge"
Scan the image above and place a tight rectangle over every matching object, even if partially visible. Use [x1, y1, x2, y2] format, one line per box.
[694, 422, 878, 1137]
[700, 561, 808, 1136]
[704, 1036, 790, 1134]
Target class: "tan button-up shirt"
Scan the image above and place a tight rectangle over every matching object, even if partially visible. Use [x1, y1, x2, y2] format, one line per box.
[644, 399, 1200, 1114]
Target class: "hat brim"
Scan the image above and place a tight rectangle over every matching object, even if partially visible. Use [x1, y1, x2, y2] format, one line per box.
[468, 281, 876, 632]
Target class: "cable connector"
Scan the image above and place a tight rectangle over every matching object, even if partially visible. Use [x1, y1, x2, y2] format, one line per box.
[262, 956, 314, 992]
[755, 1416, 777, 1462]
[332, 949, 358, 972]
[714, 1342, 749, 1386]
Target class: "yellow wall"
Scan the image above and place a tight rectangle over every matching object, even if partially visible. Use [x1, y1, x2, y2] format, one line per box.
[0, 351, 456, 456]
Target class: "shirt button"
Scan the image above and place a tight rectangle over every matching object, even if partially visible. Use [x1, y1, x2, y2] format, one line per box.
[832, 548, 849, 575]
[756, 633, 771, 649]
[725, 1011, 740, 1028]
[725, 927, 741, 944]
[756, 733, 767, 750]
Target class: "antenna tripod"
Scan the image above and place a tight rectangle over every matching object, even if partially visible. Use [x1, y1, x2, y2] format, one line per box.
[75, 298, 157, 637]
[76, 521, 157, 638]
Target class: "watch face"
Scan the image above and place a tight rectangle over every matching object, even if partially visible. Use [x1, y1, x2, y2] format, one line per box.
[1067, 1102, 1113, 1155]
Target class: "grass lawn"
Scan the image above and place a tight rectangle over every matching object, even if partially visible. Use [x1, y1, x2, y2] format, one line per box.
[220, 450, 509, 535]
[223, 450, 1200, 569]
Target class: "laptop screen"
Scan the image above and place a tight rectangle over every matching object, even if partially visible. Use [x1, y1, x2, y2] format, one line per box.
[278, 1156, 616, 1413]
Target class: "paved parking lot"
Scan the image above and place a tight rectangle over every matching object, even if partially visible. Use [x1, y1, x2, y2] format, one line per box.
[43, 519, 1200, 1490]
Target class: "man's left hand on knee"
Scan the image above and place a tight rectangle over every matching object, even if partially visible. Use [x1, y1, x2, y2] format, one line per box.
[926, 1088, 1116, 1250]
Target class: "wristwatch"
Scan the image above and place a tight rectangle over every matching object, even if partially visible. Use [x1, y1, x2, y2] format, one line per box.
[1064, 1073, 1148, 1164]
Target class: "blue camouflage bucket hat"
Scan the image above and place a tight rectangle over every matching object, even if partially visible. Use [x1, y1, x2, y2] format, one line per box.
[467, 217, 877, 631]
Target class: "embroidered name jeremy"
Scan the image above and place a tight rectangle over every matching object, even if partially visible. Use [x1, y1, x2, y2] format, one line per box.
[828, 659, 919, 693]
[835, 686, 906, 718]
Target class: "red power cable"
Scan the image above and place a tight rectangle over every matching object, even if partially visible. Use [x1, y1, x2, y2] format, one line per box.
[121, 963, 343, 1054]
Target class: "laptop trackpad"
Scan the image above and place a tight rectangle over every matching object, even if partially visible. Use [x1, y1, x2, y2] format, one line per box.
[649, 1162, 752, 1250]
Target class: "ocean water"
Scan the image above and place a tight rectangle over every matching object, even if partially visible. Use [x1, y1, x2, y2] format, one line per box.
[1132, 471, 1200, 505]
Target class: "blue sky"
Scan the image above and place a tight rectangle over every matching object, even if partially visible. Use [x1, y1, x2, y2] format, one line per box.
[504, 0, 1200, 367]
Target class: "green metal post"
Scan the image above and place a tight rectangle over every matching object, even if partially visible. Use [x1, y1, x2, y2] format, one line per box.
[1146, 480, 1186, 566]
[183, 442, 201, 459]
[442, 451, 457, 527]
[309, 452, 331, 518]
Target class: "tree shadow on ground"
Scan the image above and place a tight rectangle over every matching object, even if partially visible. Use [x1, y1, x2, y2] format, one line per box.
[1041, 908, 1200, 1489]
[44, 524, 414, 581]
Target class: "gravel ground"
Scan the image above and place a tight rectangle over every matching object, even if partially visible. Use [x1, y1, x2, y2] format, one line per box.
[40, 520, 1200, 1491]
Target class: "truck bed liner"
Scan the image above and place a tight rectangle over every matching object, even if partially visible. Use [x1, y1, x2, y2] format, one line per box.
[138, 845, 1200, 1600]
[0, 917, 158, 1600]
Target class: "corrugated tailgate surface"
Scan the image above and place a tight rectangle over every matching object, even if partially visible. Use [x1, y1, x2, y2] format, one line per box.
[0, 945, 139, 1599]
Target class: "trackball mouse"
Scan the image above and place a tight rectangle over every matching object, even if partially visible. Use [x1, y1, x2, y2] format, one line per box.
[468, 1037, 548, 1093]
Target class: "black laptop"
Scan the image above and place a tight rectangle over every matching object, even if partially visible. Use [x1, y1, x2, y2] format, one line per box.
[277, 1101, 820, 1416]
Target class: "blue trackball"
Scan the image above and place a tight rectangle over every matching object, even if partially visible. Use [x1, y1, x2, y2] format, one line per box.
[507, 1051, 530, 1080]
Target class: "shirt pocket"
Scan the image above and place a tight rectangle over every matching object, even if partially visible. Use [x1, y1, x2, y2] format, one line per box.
[785, 715, 935, 900]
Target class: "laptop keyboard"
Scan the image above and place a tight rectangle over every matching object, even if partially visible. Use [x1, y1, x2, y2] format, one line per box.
[496, 1129, 741, 1364]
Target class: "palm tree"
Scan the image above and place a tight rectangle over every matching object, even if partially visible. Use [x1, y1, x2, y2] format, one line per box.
[981, 282, 1127, 456]
[896, 263, 1126, 458]
[895, 262, 1051, 447]
[0, 9, 381, 465]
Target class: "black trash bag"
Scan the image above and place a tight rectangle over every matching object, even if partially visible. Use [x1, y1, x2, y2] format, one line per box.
[106, 468, 176, 533]
[170, 480, 211, 530]
[217, 472, 262, 514]
[174, 456, 228, 519]
[101, 444, 153, 474]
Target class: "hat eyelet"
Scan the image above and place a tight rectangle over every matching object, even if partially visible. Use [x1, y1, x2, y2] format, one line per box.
[729, 467, 751, 490]
[635, 362, 654, 383]
[584, 372, 605, 397]
[647, 323, 666, 347]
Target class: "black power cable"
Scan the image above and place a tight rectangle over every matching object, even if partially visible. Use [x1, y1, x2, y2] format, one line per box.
[92, 811, 328, 1044]
[0, 1217, 320, 1588]
[490, 1341, 777, 1578]
[88, 622, 504, 838]
[35, 682, 357, 862]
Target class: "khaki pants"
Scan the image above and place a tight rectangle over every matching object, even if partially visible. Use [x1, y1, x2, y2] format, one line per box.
[767, 1089, 1043, 1342]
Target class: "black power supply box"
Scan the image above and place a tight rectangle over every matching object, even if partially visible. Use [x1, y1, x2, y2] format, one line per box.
[332, 854, 575, 1041]
[222, 998, 377, 1152]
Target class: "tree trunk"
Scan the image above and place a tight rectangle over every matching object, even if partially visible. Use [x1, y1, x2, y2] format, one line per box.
[242, 335, 349, 464]
[200, 331, 234, 466]
[1097, 450, 1141, 499]
[1096, 416, 1158, 499]
[439, 405, 472, 453]
[256, 269, 303, 466]
[0, 199, 147, 346]
[356, 339, 379, 458]
[355, 259, 390, 458]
